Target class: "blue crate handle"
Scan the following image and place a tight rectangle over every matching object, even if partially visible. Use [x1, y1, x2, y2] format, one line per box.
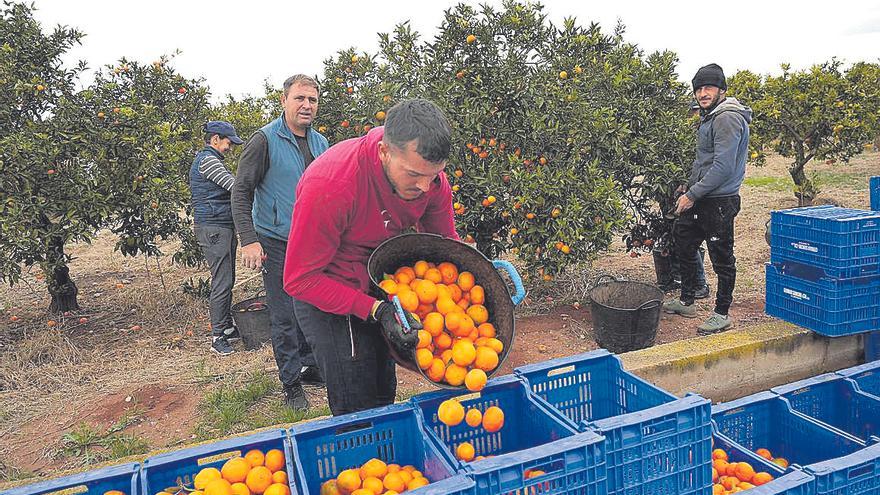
[805, 441, 880, 481]
[770, 372, 842, 396]
[588, 394, 710, 434]
[2, 462, 140, 495]
[491, 259, 526, 306]
[465, 430, 604, 475]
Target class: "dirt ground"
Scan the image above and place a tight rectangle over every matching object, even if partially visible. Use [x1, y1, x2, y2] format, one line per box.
[0, 151, 877, 481]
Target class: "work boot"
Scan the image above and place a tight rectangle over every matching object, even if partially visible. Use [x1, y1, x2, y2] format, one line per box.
[300, 365, 324, 386]
[698, 313, 733, 335]
[283, 382, 309, 412]
[662, 299, 698, 318]
[211, 336, 234, 356]
[694, 284, 711, 300]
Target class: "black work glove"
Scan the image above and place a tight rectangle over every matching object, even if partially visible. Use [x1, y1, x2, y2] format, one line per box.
[371, 301, 422, 351]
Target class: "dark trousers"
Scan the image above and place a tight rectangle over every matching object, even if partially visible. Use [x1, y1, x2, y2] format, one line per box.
[195, 225, 237, 336]
[654, 245, 707, 287]
[674, 195, 741, 314]
[294, 299, 396, 416]
[259, 234, 315, 386]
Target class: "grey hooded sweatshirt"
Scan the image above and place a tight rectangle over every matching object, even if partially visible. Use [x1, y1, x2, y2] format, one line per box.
[685, 97, 753, 201]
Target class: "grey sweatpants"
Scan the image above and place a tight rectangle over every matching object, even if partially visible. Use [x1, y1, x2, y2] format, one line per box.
[195, 224, 237, 336]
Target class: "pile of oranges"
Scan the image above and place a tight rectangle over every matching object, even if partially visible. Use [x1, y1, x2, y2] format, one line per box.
[436, 399, 505, 462]
[319, 458, 431, 495]
[379, 261, 503, 391]
[155, 448, 289, 495]
[712, 448, 776, 493]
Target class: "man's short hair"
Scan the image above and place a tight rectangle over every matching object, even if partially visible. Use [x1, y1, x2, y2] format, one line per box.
[204, 132, 218, 144]
[383, 99, 451, 163]
[283, 74, 319, 96]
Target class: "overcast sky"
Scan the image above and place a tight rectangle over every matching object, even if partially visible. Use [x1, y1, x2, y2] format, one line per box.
[30, 0, 880, 102]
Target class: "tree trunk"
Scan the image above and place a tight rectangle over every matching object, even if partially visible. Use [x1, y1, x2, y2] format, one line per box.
[789, 161, 816, 206]
[46, 237, 80, 313]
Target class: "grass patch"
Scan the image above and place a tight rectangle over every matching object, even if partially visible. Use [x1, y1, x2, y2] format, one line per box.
[743, 176, 794, 191]
[745, 171, 868, 193]
[194, 369, 329, 440]
[57, 409, 149, 467]
[0, 460, 36, 484]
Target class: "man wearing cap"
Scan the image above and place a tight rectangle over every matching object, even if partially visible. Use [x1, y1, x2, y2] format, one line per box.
[663, 63, 752, 335]
[190, 121, 244, 355]
[232, 74, 329, 411]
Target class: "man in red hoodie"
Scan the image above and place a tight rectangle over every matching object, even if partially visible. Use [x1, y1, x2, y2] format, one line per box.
[283, 99, 459, 415]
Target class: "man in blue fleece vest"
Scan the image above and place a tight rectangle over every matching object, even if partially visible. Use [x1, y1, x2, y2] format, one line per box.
[663, 63, 752, 335]
[232, 75, 329, 411]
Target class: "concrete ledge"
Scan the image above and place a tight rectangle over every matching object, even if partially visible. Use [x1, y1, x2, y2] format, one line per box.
[620, 320, 865, 402]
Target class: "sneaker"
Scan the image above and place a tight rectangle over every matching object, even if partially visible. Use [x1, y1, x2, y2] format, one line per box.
[221, 325, 241, 342]
[283, 381, 309, 412]
[211, 336, 234, 356]
[300, 365, 324, 386]
[694, 284, 711, 300]
[662, 299, 698, 318]
[697, 313, 733, 335]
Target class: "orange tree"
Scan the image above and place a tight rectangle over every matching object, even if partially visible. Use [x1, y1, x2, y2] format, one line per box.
[0, 3, 209, 312]
[317, 1, 695, 278]
[728, 60, 880, 205]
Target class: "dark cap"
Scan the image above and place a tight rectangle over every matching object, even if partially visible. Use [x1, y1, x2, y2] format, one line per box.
[204, 121, 244, 145]
[692, 63, 727, 92]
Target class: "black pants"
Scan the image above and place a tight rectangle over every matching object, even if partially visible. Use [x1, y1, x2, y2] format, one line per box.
[674, 195, 741, 314]
[294, 299, 396, 416]
[194, 225, 237, 336]
[259, 234, 315, 387]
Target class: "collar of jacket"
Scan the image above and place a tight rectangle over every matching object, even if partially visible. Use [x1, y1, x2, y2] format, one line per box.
[201, 145, 225, 160]
[274, 113, 311, 142]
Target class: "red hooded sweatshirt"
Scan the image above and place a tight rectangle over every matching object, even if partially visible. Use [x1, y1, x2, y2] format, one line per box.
[283, 127, 459, 320]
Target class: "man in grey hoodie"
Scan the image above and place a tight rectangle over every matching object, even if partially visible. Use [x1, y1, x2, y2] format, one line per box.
[663, 63, 752, 334]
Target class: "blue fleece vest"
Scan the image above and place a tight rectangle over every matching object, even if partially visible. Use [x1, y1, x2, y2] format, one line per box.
[253, 115, 329, 240]
[190, 146, 233, 227]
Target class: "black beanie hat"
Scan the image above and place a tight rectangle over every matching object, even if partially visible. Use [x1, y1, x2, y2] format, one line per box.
[692, 63, 727, 91]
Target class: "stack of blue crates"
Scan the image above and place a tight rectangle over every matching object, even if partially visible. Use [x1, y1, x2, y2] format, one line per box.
[766, 204, 880, 336]
[871, 176, 879, 212]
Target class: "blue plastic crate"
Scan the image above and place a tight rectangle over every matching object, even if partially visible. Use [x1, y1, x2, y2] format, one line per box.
[771, 373, 880, 444]
[514, 350, 713, 495]
[871, 176, 879, 211]
[805, 442, 880, 495]
[0, 463, 139, 495]
[837, 361, 880, 399]
[765, 264, 880, 336]
[288, 402, 468, 495]
[771, 206, 880, 233]
[745, 471, 816, 495]
[712, 391, 864, 475]
[465, 431, 606, 495]
[141, 429, 293, 495]
[766, 263, 880, 311]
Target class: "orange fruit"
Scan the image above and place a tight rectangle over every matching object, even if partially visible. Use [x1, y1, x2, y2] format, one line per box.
[320, 480, 341, 495]
[721, 476, 737, 491]
[474, 346, 499, 372]
[469, 286, 485, 305]
[712, 460, 728, 476]
[734, 462, 755, 483]
[407, 477, 429, 490]
[752, 472, 773, 486]
[452, 340, 476, 366]
[456, 298, 470, 310]
[466, 305, 489, 325]
[482, 406, 504, 432]
[426, 358, 446, 382]
[712, 484, 724, 495]
[436, 297, 458, 315]
[397, 291, 419, 312]
[263, 485, 289, 495]
[360, 458, 388, 480]
[413, 260, 430, 278]
[417, 330, 432, 349]
[465, 369, 487, 392]
[394, 271, 413, 286]
[738, 482, 755, 490]
[434, 332, 452, 350]
[755, 448, 772, 460]
[725, 462, 738, 477]
[271, 471, 287, 485]
[456, 442, 475, 462]
[416, 348, 434, 370]
[477, 323, 496, 338]
[458, 272, 475, 291]
[447, 284, 463, 302]
[424, 268, 443, 284]
[465, 408, 483, 427]
[336, 469, 362, 494]
[440, 349, 453, 363]
[423, 312, 445, 336]
[438, 262, 459, 284]
[386, 464, 400, 474]
[712, 467, 718, 483]
[444, 363, 467, 386]
[245, 450, 266, 467]
[772, 458, 789, 469]
[378, 279, 398, 295]
[245, 467, 274, 495]
[395, 470, 412, 484]
[382, 473, 406, 493]
[415, 280, 439, 304]
[712, 449, 728, 461]
[196, 468, 223, 490]
[222, 458, 252, 483]
[445, 312, 463, 332]
[361, 477, 384, 495]
[457, 314, 475, 337]
[265, 449, 285, 473]
[205, 479, 234, 495]
[485, 338, 503, 354]
[104, 492, 125, 495]
[438, 399, 465, 426]
[349, 490, 373, 495]
[231, 483, 251, 495]
[435, 284, 451, 300]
